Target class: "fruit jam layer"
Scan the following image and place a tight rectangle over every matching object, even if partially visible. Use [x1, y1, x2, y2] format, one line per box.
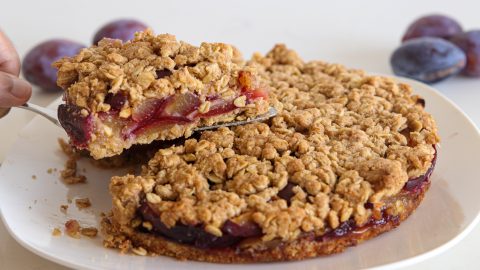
[58, 87, 267, 148]
[138, 146, 437, 250]
[118, 89, 266, 139]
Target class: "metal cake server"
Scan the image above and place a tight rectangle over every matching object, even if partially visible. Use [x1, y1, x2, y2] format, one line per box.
[4, 103, 277, 131]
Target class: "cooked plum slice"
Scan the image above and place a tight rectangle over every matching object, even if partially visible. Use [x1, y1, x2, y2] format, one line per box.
[105, 92, 128, 111]
[222, 220, 262, 238]
[139, 202, 262, 249]
[160, 92, 201, 119]
[156, 69, 173, 79]
[122, 90, 265, 138]
[278, 183, 296, 202]
[131, 98, 166, 123]
[57, 104, 93, 147]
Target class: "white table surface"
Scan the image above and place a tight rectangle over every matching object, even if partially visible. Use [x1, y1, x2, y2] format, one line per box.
[0, 0, 479, 269]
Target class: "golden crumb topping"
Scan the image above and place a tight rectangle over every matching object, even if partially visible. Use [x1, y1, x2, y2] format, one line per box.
[55, 30, 253, 114]
[108, 44, 439, 242]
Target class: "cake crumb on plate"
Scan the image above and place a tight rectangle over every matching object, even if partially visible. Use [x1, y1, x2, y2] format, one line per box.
[75, 198, 91, 209]
[64, 219, 81, 239]
[60, 204, 68, 214]
[52, 228, 62, 237]
[80, 227, 98, 238]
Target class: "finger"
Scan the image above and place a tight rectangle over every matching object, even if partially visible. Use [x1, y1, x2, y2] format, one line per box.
[0, 30, 21, 76]
[0, 72, 32, 107]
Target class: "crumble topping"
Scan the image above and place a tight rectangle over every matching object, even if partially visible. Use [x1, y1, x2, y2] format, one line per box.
[75, 198, 92, 209]
[107, 44, 439, 243]
[54, 29, 254, 112]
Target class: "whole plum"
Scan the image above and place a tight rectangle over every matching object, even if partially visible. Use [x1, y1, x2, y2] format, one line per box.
[22, 39, 85, 91]
[92, 19, 148, 45]
[391, 37, 466, 83]
[450, 30, 480, 77]
[402, 14, 462, 42]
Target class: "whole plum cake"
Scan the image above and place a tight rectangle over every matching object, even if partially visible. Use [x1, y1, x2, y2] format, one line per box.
[54, 30, 269, 159]
[101, 45, 440, 262]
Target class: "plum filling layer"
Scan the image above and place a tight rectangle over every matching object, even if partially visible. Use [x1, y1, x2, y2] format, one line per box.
[121, 91, 250, 138]
[57, 104, 93, 147]
[58, 71, 268, 148]
[139, 203, 262, 249]
[138, 146, 437, 250]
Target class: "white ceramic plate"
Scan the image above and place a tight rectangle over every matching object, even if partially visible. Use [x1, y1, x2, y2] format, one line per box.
[1, 78, 479, 270]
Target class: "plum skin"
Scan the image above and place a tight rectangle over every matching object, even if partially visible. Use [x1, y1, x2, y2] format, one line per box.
[402, 14, 463, 42]
[57, 104, 93, 147]
[104, 92, 128, 111]
[139, 202, 262, 249]
[22, 39, 85, 91]
[92, 19, 148, 45]
[450, 30, 480, 77]
[390, 37, 466, 83]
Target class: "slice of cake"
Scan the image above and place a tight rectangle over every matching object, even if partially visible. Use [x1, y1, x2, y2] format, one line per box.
[54, 30, 269, 159]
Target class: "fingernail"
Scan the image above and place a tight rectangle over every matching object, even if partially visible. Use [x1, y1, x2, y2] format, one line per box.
[10, 77, 31, 99]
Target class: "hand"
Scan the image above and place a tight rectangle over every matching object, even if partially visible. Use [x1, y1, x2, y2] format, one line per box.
[0, 30, 32, 109]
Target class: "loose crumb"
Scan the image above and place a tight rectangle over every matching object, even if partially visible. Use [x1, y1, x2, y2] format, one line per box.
[132, 247, 147, 256]
[64, 219, 81, 239]
[60, 204, 68, 214]
[58, 138, 75, 156]
[60, 157, 87, 184]
[58, 138, 87, 184]
[31, 175, 37, 180]
[64, 219, 98, 239]
[52, 228, 62, 236]
[75, 198, 92, 209]
[47, 168, 53, 174]
[80, 227, 98, 238]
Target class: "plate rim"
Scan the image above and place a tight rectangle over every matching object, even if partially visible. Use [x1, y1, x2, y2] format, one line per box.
[1, 76, 480, 270]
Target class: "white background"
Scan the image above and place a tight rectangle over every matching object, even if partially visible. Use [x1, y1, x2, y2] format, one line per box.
[0, 0, 479, 269]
